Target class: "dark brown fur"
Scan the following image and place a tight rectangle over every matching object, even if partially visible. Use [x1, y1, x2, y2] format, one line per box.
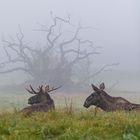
[21, 85, 60, 115]
[84, 83, 140, 111]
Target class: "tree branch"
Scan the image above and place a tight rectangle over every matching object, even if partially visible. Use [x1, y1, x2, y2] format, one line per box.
[0, 67, 29, 74]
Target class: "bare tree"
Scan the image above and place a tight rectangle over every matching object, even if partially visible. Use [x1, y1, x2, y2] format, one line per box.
[0, 15, 101, 88]
[0, 14, 119, 91]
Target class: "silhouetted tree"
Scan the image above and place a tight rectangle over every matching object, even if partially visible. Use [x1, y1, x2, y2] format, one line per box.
[0, 15, 100, 87]
[0, 15, 118, 90]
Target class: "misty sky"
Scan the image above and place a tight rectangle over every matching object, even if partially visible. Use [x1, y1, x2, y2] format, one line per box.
[0, 0, 140, 71]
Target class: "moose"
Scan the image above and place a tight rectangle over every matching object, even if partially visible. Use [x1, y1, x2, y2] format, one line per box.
[21, 85, 61, 115]
[84, 83, 140, 111]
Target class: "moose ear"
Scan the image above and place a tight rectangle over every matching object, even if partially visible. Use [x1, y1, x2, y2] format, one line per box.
[91, 84, 100, 92]
[99, 82, 105, 90]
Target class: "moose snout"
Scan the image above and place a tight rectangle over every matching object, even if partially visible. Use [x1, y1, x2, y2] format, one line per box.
[83, 101, 90, 108]
[28, 99, 33, 105]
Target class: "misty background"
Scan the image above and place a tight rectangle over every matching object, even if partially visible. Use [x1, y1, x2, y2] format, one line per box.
[0, 0, 139, 97]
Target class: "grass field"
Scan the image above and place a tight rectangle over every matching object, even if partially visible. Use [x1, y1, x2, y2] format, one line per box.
[0, 109, 140, 140]
[0, 91, 140, 140]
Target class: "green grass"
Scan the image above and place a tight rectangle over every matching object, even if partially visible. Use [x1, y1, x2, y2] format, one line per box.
[0, 93, 139, 140]
[0, 108, 139, 140]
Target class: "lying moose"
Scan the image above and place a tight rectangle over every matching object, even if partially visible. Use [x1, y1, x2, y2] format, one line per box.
[84, 83, 140, 111]
[21, 85, 61, 115]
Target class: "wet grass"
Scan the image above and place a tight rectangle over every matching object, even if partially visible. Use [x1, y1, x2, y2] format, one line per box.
[0, 108, 139, 140]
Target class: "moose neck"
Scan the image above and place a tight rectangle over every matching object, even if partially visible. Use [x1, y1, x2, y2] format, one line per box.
[97, 98, 111, 111]
[97, 91, 116, 111]
[100, 90, 118, 103]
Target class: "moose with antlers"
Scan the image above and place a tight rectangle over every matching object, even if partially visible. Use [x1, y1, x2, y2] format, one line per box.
[84, 83, 140, 111]
[21, 85, 61, 115]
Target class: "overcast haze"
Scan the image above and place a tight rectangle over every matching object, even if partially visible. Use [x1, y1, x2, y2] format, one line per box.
[0, 0, 139, 91]
[0, 0, 139, 70]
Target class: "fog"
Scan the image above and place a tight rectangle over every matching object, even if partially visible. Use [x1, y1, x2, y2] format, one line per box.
[0, 0, 139, 94]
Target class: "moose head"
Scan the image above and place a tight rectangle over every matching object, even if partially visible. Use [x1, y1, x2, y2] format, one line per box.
[26, 85, 61, 106]
[83, 83, 105, 108]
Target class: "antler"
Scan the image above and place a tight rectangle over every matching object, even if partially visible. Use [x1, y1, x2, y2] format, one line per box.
[48, 85, 62, 92]
[45, 85, 50, 92]
[37, 85, 43, 93]
[45, 85, 62, 92]
[26, 85, 42, 94]
[26, 85, 62, 94]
